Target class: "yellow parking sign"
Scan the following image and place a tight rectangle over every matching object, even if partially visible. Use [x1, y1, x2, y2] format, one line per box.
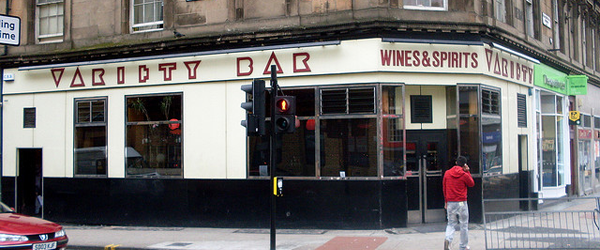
[569, 111, 581, 125]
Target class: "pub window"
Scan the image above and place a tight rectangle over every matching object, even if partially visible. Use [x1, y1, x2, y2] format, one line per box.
[481, 88, 502, 176]
[74, 98, 107, 175]
[594, 116, 600, 128]
[23, 108, 36, 128]
[383, 85, 405, 177]
[248, 88, 317, 177]
[126, 94, 182, 177]
[320, 87, 377, 177]
[36, 0, 64, 43]
[131, 0, 164, 32]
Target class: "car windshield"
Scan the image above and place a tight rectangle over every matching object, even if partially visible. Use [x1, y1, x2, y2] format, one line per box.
[0, 201, 14, 213]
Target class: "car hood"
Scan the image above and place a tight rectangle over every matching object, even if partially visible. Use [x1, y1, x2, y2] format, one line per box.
[0, 213, 62, 235]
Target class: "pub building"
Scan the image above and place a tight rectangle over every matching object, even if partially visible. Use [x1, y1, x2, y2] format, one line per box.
[1, 37, 585, 228]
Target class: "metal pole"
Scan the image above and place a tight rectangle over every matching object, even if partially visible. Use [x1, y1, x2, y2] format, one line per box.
[269, 65, 278, 250]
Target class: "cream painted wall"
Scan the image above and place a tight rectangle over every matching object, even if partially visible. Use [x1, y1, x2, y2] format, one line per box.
[2, 95, 35, 176]
[183, 82, 228, 178]
[1, 92, 68, 177]
[405, 85, 447, 130]
[2, 82, 244, 179]
[482, 79, 534, 175]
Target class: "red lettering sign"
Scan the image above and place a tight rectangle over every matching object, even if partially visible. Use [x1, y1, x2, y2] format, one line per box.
[117, 67, 125, 84]
[139, 65, 150, 83]
[158, 63, 177, 81]
[293, 53, 311, 73]
[579, 129, 592, 139]
[380, 49, 478, 69]
[51, 68, 65, 88]
[484, 48, 533, 84]
[184, 60, 201, 79]
[70, 68, 85, 87]
[237, 57, 253, 76]
[263, 52, 284, 75]
[92, 68, 105, 86]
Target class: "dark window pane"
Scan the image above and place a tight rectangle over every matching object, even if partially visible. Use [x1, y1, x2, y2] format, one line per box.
[91, 100, 105, 122]
[126, 94, 182, 178]
[459, 86, 478, 115]
[411, 95, 432, 123]
[77, 102, 90, 123]
[321, 89, 346, 114]
[74, 98, 107, 176]
[24, 108, 36, 128]
[348, 88, 375, 113]
[127, 95, 182, 122]
[460, 116, 480, 174]
[74, 127, 107, 175]
[320, 119, 377, 177]
[517, 93, 527, 128]
[279, 89, 315, 117]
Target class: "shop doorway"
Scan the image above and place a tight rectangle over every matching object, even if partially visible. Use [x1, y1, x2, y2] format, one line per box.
[17, 148, 43, 217]
[406, 130, 448, 224]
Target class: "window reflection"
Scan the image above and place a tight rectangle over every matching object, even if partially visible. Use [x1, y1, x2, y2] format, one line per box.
[320, 119, 377, 177]
[126, 94, 182, 177]
[383, 86, 405, 177]
[74, 98, 107, 175]
[538, 92, 565, 187]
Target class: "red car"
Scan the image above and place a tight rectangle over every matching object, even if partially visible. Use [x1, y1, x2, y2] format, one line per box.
[0, 201, 68, 250]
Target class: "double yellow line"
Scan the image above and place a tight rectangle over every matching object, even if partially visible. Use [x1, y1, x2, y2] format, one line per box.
[104, 244, 121, 250]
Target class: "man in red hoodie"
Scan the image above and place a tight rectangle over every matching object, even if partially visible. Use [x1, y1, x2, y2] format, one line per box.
[443, 156, 475, 250]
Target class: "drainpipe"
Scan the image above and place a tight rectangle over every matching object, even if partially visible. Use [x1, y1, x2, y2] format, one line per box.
[0, 0, 9, 201]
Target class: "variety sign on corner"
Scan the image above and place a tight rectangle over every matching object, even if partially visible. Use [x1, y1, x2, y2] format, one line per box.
[534, 63, 588, 95]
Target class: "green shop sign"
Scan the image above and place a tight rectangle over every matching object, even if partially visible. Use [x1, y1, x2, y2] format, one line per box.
[567, 75, 588, 95]
[534, 64, 588, 95]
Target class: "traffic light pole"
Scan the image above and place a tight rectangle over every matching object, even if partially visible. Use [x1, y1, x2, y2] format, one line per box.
[269, 65, 278, 250]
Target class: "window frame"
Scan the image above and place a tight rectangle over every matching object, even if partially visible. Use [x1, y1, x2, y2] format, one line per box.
[130, 0, 164, 33]
[74, 97, 108, 177]
[403, 0, 448, 11]
[35, 0, 64, 43]
[125, 93, 183, 178]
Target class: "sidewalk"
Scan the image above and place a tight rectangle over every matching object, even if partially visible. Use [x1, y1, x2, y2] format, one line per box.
[65, 197, 600, 250]
[65, 223, 485, 250]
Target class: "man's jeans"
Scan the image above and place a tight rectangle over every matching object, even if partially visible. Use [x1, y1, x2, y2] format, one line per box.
[445, 201, 469, 250]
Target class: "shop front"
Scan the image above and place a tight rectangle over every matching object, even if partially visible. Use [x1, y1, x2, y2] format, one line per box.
[532, 64, 590, 197]
[2, 38, 534, 228]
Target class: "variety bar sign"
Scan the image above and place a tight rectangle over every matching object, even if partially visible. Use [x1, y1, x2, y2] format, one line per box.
[8, 39, 540, 93]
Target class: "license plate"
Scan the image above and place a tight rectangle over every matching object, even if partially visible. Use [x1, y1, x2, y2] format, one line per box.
[33, 241, 57, 250]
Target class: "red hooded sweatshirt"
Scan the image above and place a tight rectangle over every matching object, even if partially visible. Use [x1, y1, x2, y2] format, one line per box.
[443, 165, 475, 202]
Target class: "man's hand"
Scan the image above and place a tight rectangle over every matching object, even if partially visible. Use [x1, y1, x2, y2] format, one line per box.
[462, 164, 470, 172]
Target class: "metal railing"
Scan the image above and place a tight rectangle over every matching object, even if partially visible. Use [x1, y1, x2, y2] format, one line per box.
[483, 197, 600, 249]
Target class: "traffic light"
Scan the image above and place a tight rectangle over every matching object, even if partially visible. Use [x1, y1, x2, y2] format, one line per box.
[274, 96, 296, 134]
[241, 79, 266, 136]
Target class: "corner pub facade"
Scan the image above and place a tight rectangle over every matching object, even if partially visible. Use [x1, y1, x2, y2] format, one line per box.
[4, 37, 546, 228]
[1, 0, 597, 229]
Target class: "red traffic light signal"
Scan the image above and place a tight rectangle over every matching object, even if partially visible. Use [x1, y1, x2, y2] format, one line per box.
[276, 98, 290, 113]
[274, 96, 296, 134]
